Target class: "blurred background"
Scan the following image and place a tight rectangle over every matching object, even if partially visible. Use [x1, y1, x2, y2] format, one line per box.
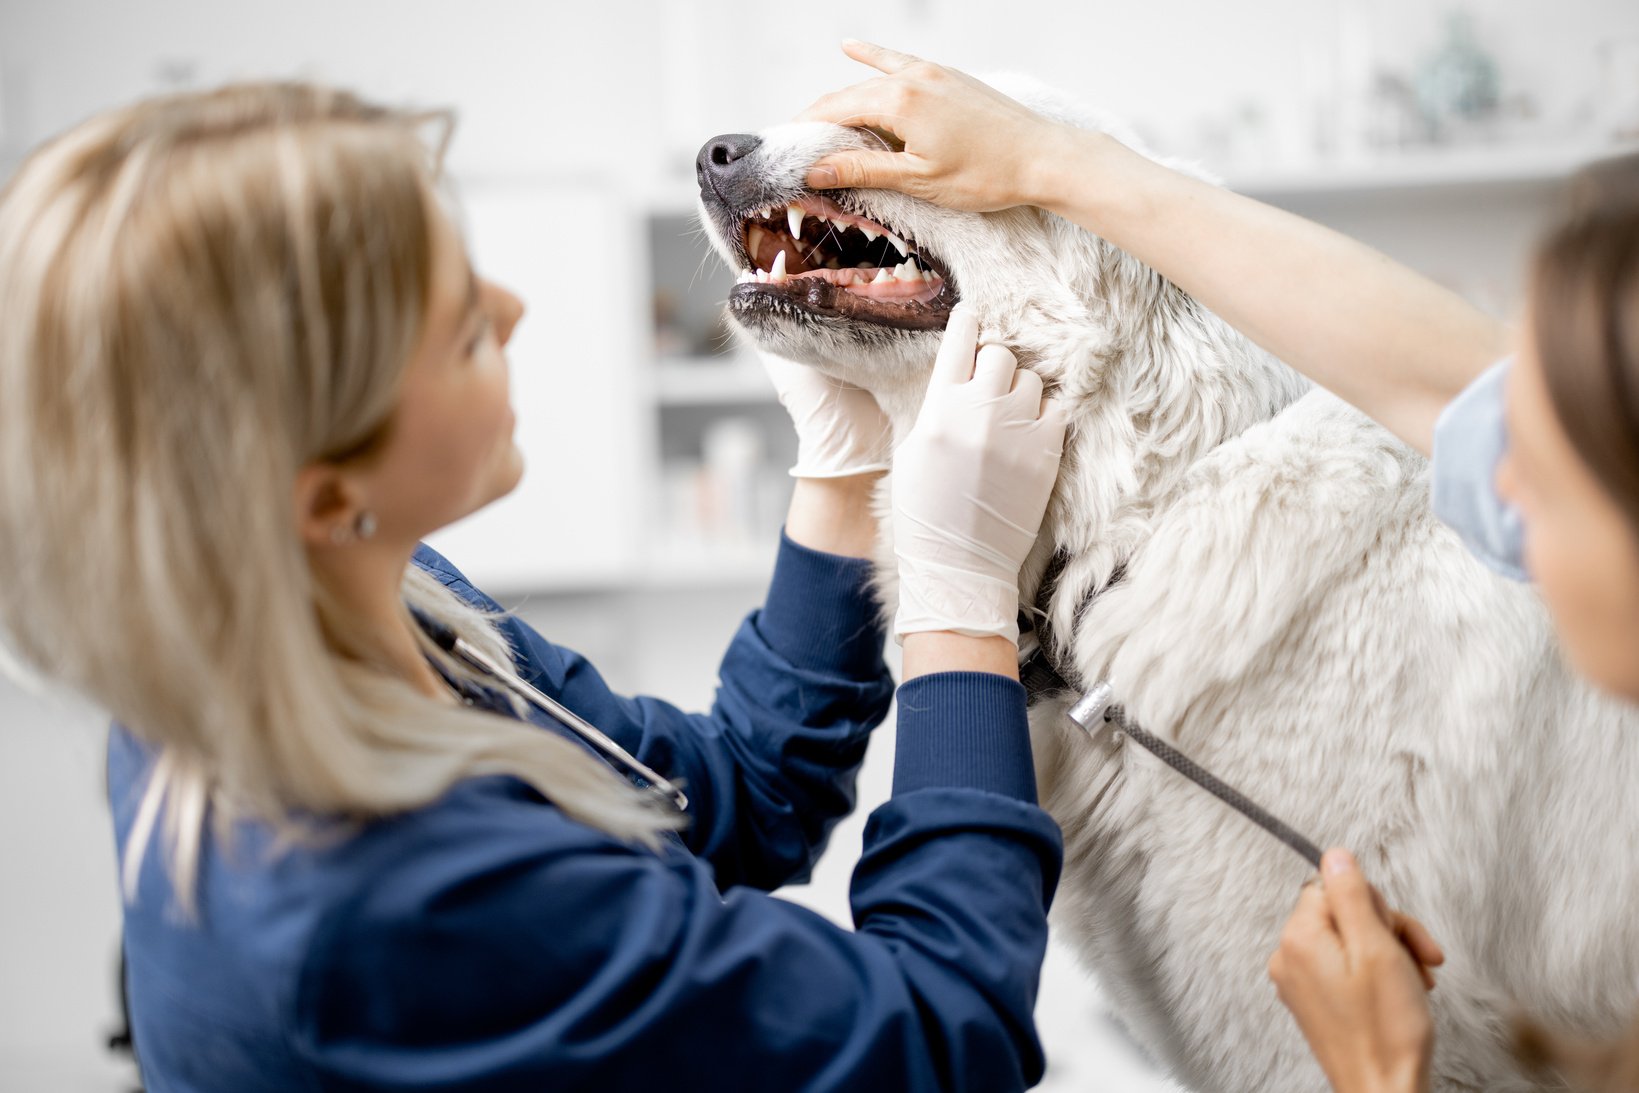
[2, 1, 1636, 1089]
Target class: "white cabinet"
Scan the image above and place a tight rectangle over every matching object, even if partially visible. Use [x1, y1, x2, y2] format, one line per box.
[424, 179, 651, 593]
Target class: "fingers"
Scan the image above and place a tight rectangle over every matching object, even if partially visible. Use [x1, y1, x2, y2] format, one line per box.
[971, 343, 1017, 397]
[931, 314, 1061, 431]
[1319, 849, 1443, 991]
[1270, 880, 1343, 989]
[1039, 392, 1070, 424]
[1392, 911, 1445, 990]
[840, 38, 923, 75]
[1395, 912, 1446, 968]
[1319, 849, 1390, 957]
[794, 76, 903, 129]
[1008, 363, 1043, 404]
[931, 309, 980, 385]
[806, 150, 919, 192]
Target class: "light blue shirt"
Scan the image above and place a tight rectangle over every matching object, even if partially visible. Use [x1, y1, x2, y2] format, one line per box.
[1430, 357, 1530, 582]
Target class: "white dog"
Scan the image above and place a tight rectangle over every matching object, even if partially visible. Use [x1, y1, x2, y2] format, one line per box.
[697, 77, 1639, 1092]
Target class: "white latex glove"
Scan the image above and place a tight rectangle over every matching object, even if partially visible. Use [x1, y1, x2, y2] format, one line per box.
[892, 310, 1068, 644]
[760, 351, 893, 478]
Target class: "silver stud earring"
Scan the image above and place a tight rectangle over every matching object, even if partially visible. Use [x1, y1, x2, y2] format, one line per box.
[354, 510, 377, 541]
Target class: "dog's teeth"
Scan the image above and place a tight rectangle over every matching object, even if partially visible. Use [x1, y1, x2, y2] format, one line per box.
[858, 224, 879, 243]
[787, 205, 803, 239]
[884, 231, 909, 259]
[825, 257, 841, 270]
[747, 226, 766, 263]
[893, 261, 920, 283]
[816, 213, 829, 224]
[856, 262, 873, 269]
[872, 267, 892, 284]
[769, 249, 787, 281]
[921, 269, 935, 282]
[737, 268, 754, 283]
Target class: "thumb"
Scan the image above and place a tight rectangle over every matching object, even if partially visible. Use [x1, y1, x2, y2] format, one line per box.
[807, 150, 918, 192]
[1319, 848, 1391, 956]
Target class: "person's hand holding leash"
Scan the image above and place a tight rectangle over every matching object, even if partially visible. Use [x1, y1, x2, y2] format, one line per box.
[796, 40, 1067, 212]
[892, 309, 1067, 645]
[1269, 849, 1446, 1093]
[761, 351, 892, 479]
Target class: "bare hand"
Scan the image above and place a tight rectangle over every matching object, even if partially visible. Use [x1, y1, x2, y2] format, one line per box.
[795, 40, 1069, 212]
[1268, 849, 1445, 1093]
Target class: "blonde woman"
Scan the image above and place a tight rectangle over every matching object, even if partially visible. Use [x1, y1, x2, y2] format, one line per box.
[0, 84, 1068, 1091]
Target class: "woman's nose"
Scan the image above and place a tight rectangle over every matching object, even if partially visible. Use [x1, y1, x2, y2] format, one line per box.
[488, 283, 525, 346]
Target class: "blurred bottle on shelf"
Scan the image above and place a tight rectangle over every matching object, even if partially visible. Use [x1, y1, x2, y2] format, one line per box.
[702, 417, 763, 547]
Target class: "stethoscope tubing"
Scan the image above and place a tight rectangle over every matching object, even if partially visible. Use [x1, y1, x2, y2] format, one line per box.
[412, 608, 689, 813]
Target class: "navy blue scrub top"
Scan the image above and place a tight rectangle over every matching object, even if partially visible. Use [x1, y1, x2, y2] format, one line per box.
[108, 531, 1064, 1092]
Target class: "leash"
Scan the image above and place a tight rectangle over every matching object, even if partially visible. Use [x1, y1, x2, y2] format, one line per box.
[1018, 552, 1325, 870]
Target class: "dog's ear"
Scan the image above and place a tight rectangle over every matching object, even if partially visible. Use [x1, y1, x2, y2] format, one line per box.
[1513, 1008, 1639, 1091]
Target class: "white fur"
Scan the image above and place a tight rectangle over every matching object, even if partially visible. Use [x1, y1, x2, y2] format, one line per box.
[700, 76, 1639, 1092]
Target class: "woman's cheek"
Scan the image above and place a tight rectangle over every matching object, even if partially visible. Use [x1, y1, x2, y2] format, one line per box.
[1530, 508, 1639, 698]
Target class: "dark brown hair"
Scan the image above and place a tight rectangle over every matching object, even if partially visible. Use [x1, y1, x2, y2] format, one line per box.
[1513, 153, 1639, 1091]
[1533, 153, 1639, 527]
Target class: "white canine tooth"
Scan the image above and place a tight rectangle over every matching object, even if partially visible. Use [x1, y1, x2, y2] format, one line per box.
[787, 205, 804, 239]
[769, 249, 787, 281]
[893, 261, 919, 282]
[884, 231, 908, 258]
[858, 224, 879, 243]
[872, 267, 892, 284]
[747, 226, 766, 261]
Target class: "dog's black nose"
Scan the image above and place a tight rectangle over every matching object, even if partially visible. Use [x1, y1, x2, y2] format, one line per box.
[696, 133, 763, 205]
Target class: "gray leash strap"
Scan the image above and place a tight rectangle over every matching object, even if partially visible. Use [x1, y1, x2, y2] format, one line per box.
[1067, 683, 1325, 870]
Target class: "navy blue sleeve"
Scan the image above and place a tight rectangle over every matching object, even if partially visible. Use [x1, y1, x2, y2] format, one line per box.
[411, 531, 895, 892]
[293, 765, 1062, 1092]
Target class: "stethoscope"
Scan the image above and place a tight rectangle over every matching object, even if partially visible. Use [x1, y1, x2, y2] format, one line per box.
[410, 607, 689, 814]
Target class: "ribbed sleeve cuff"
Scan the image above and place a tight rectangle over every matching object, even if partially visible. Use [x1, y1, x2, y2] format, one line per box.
[755, 528, 888, 679]
[892, 671, 1038, 803]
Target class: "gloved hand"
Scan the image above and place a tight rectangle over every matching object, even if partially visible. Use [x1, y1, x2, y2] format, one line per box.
[892, 310, 1068, 644]
[760, 351, 892, 478]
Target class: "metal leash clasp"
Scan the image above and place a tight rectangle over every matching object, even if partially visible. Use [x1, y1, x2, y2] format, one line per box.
[1066, 680, 1117, 732]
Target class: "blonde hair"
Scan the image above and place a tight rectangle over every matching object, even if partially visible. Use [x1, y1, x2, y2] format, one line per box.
[0, 82, 677, 912]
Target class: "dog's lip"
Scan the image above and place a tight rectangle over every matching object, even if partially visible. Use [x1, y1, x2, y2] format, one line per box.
[727, 273, 956, 331]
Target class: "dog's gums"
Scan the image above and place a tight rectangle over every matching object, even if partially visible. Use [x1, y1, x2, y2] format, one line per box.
[720, 192, 958, 331]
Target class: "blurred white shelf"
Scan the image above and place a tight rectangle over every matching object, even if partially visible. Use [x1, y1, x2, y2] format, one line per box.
[1226, 140, 1639, 198]
[654, 355, 779, 405]
[636, 540, 778, 588]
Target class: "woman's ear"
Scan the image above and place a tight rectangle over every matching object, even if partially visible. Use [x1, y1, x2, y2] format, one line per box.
[293, 462, 364, 549]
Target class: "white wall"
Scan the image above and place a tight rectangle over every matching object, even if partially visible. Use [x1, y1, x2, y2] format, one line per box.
[2, 1, 1636, 1088]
